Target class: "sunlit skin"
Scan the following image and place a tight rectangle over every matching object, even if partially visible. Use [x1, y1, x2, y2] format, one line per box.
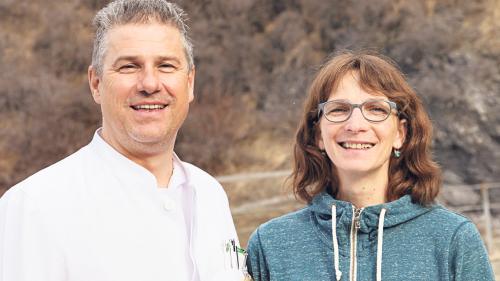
[88, 22, 195, 187]
[318, 71, 406, 208]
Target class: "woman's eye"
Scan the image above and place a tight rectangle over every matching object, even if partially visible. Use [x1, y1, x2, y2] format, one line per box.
[372, 107, 386, 112]
[327, 104, 350, 115]
[329, 108, 347, 113]
[366, 104, 389, 114]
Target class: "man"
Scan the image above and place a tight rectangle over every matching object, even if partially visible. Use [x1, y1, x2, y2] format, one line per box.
[0, 1, 244, 280]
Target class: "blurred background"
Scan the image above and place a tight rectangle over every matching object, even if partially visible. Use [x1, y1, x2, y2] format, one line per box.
[0, 0, 499, 272]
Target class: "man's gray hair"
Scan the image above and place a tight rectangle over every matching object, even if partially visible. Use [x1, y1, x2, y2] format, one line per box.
[91, 0, 194, 76]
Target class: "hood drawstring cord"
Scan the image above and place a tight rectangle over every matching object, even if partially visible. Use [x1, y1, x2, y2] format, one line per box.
[376, 208, 387, 281]
[331, 205, 342, 281]
[331, 206, 387, 281]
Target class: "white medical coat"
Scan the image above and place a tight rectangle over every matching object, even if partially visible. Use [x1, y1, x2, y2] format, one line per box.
[0, 132, 243, 281]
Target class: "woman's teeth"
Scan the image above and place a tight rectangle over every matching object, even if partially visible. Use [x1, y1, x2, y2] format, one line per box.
[341, 142, 374, 149]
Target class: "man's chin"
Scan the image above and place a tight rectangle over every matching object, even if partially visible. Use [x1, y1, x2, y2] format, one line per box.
[130, 132, 171, 146]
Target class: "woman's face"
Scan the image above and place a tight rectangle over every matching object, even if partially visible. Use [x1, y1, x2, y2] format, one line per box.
[318, 71, 406, 179]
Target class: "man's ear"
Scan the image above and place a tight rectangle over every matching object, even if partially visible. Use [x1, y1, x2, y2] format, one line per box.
[187, 66, 195, 103]
[394, 118, 407, 149]
[88, 65, 101, 104]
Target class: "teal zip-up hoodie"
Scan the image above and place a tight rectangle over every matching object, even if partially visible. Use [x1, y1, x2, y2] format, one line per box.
[246, 192, 494, 281]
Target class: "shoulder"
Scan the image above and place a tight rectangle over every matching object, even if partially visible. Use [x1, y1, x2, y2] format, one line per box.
[444, 210, 494, 279]
[432, 207, 485, 246]
[182, 161, 219, 183]
[423, 205, 472, 228]
[181, 160, 225, 193]
[407, 206, 493, 279]
[413, 205, 485, 247]
[178, 160, 232, 209]
[0, 146, 91, 212]
[258, 207, 310, 233]
[5, 147, 89, 198]
[248, 207, 310, 247]
[247, 206, 315, 273]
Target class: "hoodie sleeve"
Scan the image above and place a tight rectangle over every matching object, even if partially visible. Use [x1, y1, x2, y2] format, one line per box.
[246, 227, 270, 281]
[448, 221, 494, 281]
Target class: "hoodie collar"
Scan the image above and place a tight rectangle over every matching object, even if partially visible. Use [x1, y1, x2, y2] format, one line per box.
[309, 191, 435, 233]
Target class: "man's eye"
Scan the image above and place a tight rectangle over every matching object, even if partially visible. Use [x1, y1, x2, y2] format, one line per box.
[118, 64, 138, 73]
[159, 64, 176, 72]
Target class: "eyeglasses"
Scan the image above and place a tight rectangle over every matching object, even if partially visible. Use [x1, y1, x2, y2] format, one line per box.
[318, 99, 398, 123]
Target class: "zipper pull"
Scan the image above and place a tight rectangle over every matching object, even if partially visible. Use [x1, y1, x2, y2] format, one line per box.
[353, 207, 362, 230]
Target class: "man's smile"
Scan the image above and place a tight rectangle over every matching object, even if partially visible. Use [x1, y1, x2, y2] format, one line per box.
[131, 104, 168, 110]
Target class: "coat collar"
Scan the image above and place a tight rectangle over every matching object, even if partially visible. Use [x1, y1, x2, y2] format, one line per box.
[88, 129, 191, 192]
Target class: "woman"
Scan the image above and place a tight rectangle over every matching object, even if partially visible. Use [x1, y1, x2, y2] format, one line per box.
[245, 51, 494, 281]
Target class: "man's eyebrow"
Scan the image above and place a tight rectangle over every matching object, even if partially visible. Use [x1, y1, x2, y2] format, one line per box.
[111, 56, 138, 67]
[156, 56, 182, 64]
[111, 56, 183, 66]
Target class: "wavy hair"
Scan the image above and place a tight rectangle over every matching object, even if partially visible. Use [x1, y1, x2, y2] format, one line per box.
[292, 50, 441, 205]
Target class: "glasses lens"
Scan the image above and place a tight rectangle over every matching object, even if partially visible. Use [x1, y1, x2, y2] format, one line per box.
[362, 100, 391, 122]
[323, 101, 352, 122]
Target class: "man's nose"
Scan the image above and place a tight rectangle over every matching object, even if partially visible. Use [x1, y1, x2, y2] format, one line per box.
[344, 107, 368, 132]
[137, 67, 160, 95]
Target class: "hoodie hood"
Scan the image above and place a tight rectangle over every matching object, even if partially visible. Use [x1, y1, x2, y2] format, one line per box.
[309, 191, 434, 234]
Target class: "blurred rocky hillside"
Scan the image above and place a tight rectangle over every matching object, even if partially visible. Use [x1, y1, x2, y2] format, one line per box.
[0, 0, 499, 197]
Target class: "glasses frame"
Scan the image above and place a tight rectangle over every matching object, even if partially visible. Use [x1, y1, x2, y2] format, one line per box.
[317, 99, 398, 123]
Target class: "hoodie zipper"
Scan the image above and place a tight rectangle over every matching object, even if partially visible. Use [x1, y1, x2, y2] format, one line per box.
[350, 207, 363, 281]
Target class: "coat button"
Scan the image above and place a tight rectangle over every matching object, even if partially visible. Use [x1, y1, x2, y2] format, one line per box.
[163, 198, 176, 211]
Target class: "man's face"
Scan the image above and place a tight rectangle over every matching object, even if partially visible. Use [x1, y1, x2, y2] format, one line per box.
[88, 22, 194, 158]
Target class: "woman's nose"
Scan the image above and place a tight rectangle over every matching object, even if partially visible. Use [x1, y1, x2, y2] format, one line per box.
[343, 107, 368, 132]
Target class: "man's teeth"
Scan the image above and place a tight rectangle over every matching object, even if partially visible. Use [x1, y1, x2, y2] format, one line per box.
[132, 104, 166, 110]
[341, 142, 374, 149]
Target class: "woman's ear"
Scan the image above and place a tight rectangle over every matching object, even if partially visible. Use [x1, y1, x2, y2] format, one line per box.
[315, 122, 325, 150]
[318, 138, 325, 151]
[394, 118, 407, 149]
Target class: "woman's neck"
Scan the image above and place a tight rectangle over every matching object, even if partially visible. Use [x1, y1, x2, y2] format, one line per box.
[336, 170, 389, 208]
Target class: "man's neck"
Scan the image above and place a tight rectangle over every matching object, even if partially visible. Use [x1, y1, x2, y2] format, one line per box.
[132, 151, 174, 187]
[98, 130, 176, 187]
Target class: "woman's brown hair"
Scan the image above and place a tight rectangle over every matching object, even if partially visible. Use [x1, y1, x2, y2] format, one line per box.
[292, 50, 441, 205]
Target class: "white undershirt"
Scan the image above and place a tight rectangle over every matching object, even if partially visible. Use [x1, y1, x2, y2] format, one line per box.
[157, 158, 195, 280]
